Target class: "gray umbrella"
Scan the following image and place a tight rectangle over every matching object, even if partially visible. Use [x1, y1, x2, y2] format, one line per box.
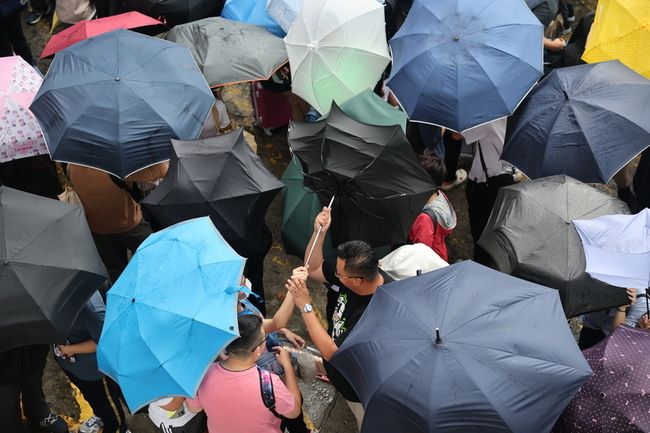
[166, 17, 288, 87]
[478, 175, 631, 318]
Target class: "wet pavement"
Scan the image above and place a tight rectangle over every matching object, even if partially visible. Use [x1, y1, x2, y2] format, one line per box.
[19, 1, 606, 431]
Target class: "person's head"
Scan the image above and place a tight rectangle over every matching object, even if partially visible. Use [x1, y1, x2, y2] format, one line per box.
[336, 240, 380, 293]
[225, 315, 265, 359]
[418, 150, 446, 188]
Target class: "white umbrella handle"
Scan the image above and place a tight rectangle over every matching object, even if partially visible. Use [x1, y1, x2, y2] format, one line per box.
[304, 194, 335, 266]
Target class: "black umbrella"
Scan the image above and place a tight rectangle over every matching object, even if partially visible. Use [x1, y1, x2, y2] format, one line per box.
[141, 128, 285, 257]
[0, 186, 108, 352]
[288, 103, 437, 247]
[124, 0, 223, 27]
[478, 175, 631, 318]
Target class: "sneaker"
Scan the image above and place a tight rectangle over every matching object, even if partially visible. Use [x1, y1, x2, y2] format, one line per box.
[566, 15, 575, 22]
[26, 4, 51, 25]
[78, 415, 104, 433]
[39, 413, 69, 433]
[440, 169, 468, 191]
[562, 27, 572, 35]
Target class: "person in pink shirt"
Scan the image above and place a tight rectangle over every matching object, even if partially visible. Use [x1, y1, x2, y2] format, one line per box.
[187, 315, 301, 432]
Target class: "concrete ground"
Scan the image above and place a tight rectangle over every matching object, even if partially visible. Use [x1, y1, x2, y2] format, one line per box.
[20, 1, 604, 431]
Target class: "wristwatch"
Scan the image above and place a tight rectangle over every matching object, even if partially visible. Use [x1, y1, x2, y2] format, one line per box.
[300, 303, 314, 313]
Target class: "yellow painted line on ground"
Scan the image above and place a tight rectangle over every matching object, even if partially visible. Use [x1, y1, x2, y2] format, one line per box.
[60, 382, 94, 430]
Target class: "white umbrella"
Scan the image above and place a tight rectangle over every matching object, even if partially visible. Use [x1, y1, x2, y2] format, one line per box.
[284, 0, 390, 115]
[573, 208, 650, 290]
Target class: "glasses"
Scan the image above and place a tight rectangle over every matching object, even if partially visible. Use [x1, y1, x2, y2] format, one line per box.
[335, 271, 364, 280]
[252, 334, 269, 352]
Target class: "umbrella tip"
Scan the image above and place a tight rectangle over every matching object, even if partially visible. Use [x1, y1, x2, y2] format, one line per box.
[435, 328, 441, 344]
[562, 90, 569, 100]
[132, 298, 136, 303]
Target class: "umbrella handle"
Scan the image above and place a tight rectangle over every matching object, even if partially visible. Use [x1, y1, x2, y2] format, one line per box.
[304, 195, 335, 266]
[646, 288, 649, 317]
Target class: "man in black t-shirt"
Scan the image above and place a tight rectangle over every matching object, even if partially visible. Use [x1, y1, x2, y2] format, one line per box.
[286, 207, 393, 431]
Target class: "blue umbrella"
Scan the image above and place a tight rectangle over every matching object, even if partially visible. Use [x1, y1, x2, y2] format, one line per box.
[97, 217, 245, 412]
[266, 0, 303, 33]
[222, 0, 286, 37]
[30, 29, 214, 179]
[502, 60, 650, 184]
[331, 261, 592, 433]
[387, 0, 543, 133]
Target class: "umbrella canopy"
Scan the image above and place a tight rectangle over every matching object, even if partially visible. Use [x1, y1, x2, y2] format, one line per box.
[284, 0, 391, 115]
[0, 186, 107, 352]
[330, 260, 593, 433]
[288, 102, 437, 247]
[30, 29, 214, 179]
[573, 208, 650, 290]
[165, 17, 288, 87]
[266, 0, 303, 33]
[582, 0, 650, 79]
[387, 0, 543, 133]
[552, 324, 650, 433]
[221, 0, 285, 37]
[0, 56, 48, 163]
[141, 129, 285, 257]
[502, 60, 650, 184]
[123, 0, 218, 27]
[97, 217, 244, 412]
[478, 175, 631, 318]
[40, 12, 166, 59]
[320, 88, 408, 133]
[280, 156, 337, 259]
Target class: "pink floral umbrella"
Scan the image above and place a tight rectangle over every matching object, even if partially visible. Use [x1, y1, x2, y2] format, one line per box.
[0, 56, 48, 163]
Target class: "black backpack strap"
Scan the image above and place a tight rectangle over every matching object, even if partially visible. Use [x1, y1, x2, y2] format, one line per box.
[258, 367, 282, 419]
[109, 174, 143, 203]
[420, 207, 438, 228]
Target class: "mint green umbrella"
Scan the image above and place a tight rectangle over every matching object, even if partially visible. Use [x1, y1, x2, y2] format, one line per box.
[281, 157, 337, 260]
[319, 88, 408, 133]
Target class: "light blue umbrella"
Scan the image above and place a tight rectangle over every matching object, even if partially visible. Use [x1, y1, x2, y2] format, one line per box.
[222, 0, 286, 37]
[331, 261, 592, 433]
[387, 0, 543, 133]
[97, 217, 245, 412]
[574, 208, 650, 290]
[266, 0, 303, 33]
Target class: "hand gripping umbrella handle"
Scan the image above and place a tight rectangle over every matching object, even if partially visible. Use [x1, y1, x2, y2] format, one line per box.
[304, 194, 335, 266]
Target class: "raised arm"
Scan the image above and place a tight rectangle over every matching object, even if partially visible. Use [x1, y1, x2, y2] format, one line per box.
[304, 207, 331, 283]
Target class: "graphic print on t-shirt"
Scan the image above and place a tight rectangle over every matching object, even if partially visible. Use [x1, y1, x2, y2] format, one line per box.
[332, 293, 348, 338]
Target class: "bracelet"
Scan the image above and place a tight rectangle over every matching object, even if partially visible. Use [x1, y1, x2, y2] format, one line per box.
[617, 308, 627, 313]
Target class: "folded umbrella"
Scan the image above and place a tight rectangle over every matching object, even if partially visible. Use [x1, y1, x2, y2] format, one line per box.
[331, 261, 593, 433]
[40, 12, 166, 59]
[582, 0, 650, 79]
[288, 102, 437, 247]
[97, 217, 244, 411]
[573, 208, 650, 290]
[141, 129, 285, 258]
[0, 186, 107, 352]
[30, 29, 214, 179]
[222, 0, 285, 37]
[552, 324, 650, 433]
[478, 175, 631, 318]
[0, 56, 48, 163]
[165, 17, 288, 87]
[387, 0, 543, 133]
[502, 60, 650, 184]
[284, 0, 390, 115]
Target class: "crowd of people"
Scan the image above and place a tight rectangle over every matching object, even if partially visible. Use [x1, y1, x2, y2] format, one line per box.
[2, 0, 649, 432]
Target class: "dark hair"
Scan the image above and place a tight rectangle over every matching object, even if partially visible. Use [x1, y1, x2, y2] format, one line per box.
[417, 150, 446, 188]
[226, 315, 263, 358]
[337, 240, 379, 280]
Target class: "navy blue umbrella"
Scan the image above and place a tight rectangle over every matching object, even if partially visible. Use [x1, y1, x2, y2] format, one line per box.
[30, 29, 214, 179]
[502, 60, 650, 184]
[331, 261, 592, 433]
[387, 0, 543, 132]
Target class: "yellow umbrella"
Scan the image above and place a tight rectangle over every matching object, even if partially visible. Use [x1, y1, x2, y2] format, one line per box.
[582, 0, 650, 78]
